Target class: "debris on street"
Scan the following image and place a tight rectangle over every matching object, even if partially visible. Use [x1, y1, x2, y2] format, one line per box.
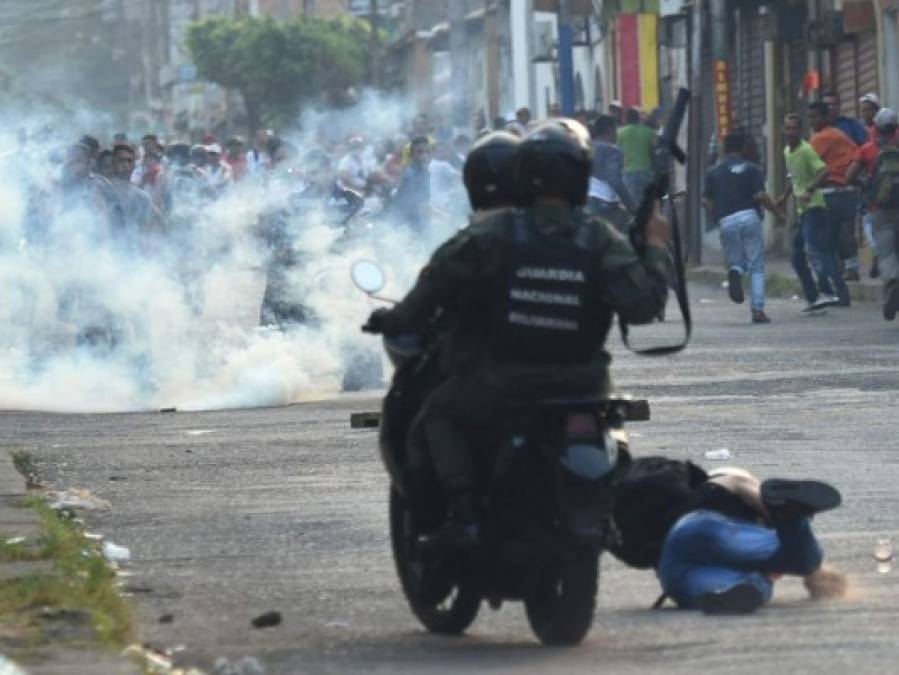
[250, 610, 282, 629]
[704, 448, 732, 461]
[213, 656, 266, 675]
[48, 488, 111, 511]
[103, 540, 133, 563]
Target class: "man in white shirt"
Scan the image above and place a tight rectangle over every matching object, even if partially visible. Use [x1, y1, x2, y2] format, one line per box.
[204, 143, 232, 197]
[246, 128, 273, 177]
[336, 136, 372, 194]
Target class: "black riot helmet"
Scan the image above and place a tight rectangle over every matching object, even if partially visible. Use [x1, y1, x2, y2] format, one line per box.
[462, 131, 520, 210]
[514, 118, 593, 206]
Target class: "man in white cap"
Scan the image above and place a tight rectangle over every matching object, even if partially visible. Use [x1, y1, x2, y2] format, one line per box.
[608, 99, 623, 125]
[859, 93, 881, 142]
[849, 107, 899, 319]
[204, 143, 232, 197]
[855, 93, 883, 277]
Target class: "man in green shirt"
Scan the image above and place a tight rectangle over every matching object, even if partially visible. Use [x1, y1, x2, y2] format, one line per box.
[777, 113, 848, 310]
[617, 107, 657, 206]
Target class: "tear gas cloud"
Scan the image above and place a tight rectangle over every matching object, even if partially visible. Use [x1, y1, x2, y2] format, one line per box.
[0, 92, 468, 412]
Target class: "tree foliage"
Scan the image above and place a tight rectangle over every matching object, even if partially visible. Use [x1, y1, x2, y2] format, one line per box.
[185, 14, 370, 131]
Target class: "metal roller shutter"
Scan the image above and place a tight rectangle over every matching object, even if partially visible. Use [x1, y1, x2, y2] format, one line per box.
[734, 5, 766, 164]
[836, 40, 859, 116]
[857, 30, 879, 103]
[787, 37, 807, 117]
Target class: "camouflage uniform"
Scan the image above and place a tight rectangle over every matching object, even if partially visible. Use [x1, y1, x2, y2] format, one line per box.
[390, 203, 672, 494]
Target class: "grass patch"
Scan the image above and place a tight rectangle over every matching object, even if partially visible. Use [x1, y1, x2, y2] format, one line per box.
[765, 273, 801, 298]
[0, 498, 135, 649]
[11, 450, 39, 489]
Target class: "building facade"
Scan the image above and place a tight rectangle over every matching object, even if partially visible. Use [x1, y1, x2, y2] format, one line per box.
[384, 0, 620, 129]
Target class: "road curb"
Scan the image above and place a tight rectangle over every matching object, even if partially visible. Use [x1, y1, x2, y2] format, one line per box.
[687, 266, 882, 303]
[0, 451, 143, 675]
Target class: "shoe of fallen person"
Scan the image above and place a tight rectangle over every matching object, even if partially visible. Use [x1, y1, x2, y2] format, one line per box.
[727, 269, 745, 304]
[751, 309, 771, 324]
[883, 280, 899, 321]
[700, 582, 765, 615]
[760, 479, 842, 519]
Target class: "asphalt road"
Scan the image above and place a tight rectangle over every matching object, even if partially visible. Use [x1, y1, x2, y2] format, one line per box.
[3, 284, 899, 674]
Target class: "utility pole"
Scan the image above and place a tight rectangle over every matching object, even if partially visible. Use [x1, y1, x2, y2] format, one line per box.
[511, 0, 536, 112]
[368, 0, 380, 88]
[448, 0, 468, 129]
[557, 0, 576, 115]
[686, 0, 705, 265]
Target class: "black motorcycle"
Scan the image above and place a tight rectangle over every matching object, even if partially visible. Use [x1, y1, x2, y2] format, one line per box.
[352, 261, 649, 646]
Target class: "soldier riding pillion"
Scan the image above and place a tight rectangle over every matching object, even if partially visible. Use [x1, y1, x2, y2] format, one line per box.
[363, 118, 673, 550]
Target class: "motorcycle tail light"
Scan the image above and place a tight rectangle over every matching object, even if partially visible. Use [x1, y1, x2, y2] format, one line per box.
[565, 412, 599, 437]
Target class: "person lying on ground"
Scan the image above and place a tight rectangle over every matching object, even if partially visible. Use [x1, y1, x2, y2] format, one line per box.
[608, 458, 847, 615]
[655, 467, 847, 614]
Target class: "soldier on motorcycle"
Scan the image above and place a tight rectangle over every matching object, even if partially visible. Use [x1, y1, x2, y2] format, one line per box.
[365, 119, 672, 550]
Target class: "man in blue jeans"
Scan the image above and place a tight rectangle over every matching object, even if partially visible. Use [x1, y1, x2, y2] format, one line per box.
[657, 468, 847, 614]
[779, 113, 852, 308]
[704, 132, 783, 323]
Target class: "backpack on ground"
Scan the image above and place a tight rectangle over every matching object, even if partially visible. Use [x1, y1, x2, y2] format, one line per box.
[872, 144, 899, 209]
[608, 456, 708, 569]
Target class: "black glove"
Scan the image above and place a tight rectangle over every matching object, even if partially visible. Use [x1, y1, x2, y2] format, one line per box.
[362, 308, 402, 335]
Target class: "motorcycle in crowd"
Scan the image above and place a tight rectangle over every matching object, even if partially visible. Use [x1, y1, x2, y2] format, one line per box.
[352, 260, 650, 646]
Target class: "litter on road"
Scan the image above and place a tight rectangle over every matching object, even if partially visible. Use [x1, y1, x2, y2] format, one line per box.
[48, 489, 111, 511]
[102, 540, 132, 563]
[704, 448, 732, 460]
[250, 611, 281, 629]
[214, 656, 266, 675]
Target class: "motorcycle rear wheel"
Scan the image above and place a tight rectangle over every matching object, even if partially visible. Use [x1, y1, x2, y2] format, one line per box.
[524, 550, 598, 646]
[389, 487, 481, 635]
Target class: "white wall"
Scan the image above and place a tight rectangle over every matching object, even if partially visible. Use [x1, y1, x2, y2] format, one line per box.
[510, 0, 536, 111]
[533, 11, 558, 119]
[882, 11, 899, 110]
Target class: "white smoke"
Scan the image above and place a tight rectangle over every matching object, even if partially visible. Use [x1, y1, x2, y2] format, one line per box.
[0, 92, 467, 412]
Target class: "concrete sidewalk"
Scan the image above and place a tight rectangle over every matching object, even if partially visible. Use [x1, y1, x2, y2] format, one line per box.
[687, 255, 883, 304]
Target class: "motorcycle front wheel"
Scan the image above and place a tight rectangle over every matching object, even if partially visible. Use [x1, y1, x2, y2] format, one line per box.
[389, 487, 480, 635]
[524, 550, 599, 646]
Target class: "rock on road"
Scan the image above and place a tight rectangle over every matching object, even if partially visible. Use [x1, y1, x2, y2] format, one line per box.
[2, 285, 899, 674]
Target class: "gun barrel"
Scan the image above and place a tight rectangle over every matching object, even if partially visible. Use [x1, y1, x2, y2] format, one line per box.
[661, 88, 690, 153]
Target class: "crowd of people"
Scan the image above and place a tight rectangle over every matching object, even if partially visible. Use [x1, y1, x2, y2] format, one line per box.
[4, 112, 491, 334]
[10, 88, 897, 338]
[12, 113, 476, 248]
[703, 91, 899, 324]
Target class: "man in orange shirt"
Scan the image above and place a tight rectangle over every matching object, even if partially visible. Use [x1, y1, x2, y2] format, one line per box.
[809, 101, 861, 288]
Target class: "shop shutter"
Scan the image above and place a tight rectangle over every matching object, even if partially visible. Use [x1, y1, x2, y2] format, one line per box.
[787, 37, 807, 118]
[835, 40, 858, 116]
[735, 6, 766, 162]
[857, 30, 879, 105]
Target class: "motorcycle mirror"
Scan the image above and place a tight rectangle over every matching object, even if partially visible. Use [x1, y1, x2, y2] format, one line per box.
[351, 260, 386, 295]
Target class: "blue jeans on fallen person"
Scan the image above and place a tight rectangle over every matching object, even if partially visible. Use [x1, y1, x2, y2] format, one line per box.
[719, 209, 765, 311]
[656, 510, 824, 609]
[802, 206, 848, 302]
